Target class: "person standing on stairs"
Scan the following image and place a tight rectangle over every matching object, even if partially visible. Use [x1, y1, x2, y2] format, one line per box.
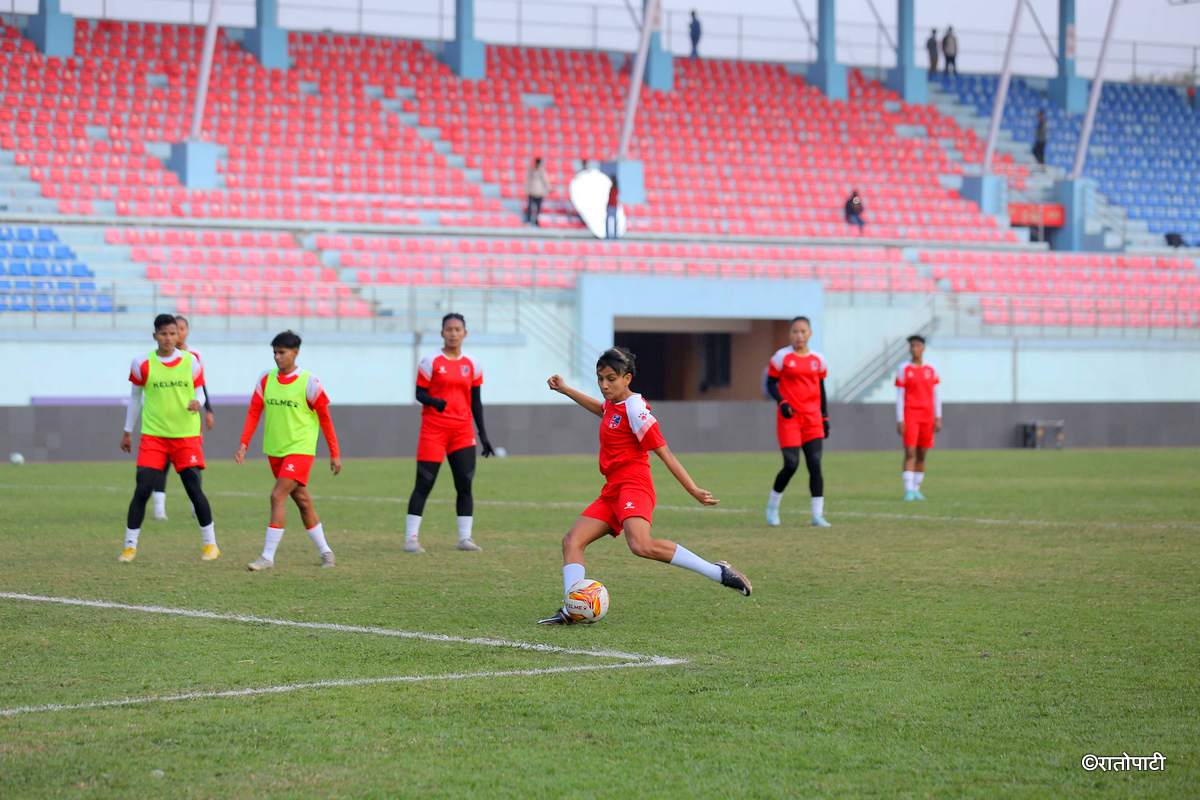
[525, 157, 550, 226]
[1032, 110, 1048, 166]
[942, 26, 958, 78]
[926, 29, 939, 80]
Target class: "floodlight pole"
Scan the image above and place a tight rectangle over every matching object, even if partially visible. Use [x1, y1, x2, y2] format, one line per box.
[189, 0, 222, 141]
[1070, 0, 1121, 179]
[616, 0, 661, 160]
[982, 0, 1023, 175]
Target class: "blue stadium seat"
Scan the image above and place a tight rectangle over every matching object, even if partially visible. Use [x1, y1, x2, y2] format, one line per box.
[71, 263, 93, 277]
[10, 244, 29, 259]
[8, 261, 26, 276]
[49, 262, 67, 277]
[9, 294, 29, 311]
[53, 245, 72, 259]
[32, 244, 51, 259]
[29, 262, 47, 277]
[74, 295, 94, 312]
[37, 227, 56, 242]
[78, 281, 96, 292]
[16, 227, 34, 242]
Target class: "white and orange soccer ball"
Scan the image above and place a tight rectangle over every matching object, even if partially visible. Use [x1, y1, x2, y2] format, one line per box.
[564, 579, 609, 623]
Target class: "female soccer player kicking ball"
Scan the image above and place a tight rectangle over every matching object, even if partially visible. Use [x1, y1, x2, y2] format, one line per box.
[765, 316, 831, 528]
[235, 331, 342, 570]
[118, 314, 219, 562]
[538, 347, 751, 625]
[895, 334, 942, 501]
[404, 313, 495, 554]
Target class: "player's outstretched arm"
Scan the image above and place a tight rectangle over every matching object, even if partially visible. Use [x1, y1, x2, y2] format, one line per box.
[652, 444, 719, 506]
[547, 374, 603, 417]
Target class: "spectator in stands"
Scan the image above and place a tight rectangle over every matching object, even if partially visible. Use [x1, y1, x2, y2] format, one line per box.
[942, 26, 958, 77]
[1188, 84, 1197, 112]
[926, 29, 939, 79]
[524, 157, 550, 227]
[689, 11, 702, 59]
[606, 177, 620, 240]
[844, 190, 865, 234]
[1032, 110, 1048, 166]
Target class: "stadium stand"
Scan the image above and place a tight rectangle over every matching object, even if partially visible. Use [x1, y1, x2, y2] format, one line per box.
[0, 225, 111, 313]
[940, 74, 1200, 246]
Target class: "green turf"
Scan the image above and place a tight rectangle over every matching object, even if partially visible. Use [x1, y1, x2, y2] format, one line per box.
[0, 449, 1197, 798]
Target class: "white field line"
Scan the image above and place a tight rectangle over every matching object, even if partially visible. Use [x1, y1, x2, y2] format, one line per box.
[0, 592, 685, 718]
[0, 660, 680, 718]
[2, 482, 1197, 531]
[0, 592, 662, 662]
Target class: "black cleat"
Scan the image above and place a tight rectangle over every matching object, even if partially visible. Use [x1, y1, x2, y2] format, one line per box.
[536, 608, 576, 625]
[717, 561, 752, 596]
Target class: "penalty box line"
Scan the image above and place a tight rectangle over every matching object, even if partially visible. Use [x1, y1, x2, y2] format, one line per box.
[0, 592, 686, 717]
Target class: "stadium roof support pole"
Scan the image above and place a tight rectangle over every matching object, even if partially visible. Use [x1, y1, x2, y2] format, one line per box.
[166, 0, 221, 189]
[29, 0, 74, 58]
[982, 0, 1024, 176]
[805, 0, 846, 101]
[885, 0, 926, 103]
[1049, 0, 1087, 113]
[642, 0, 673, 92]
[1071, 0, 1121, 180]
[616, 0, 659, 161]
[245, 0, 289, 70]
[441, 0, 486, 79]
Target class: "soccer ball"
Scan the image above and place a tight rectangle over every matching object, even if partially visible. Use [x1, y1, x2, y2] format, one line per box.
[9, 452, 24, 465]
[565, 579, 609, 623]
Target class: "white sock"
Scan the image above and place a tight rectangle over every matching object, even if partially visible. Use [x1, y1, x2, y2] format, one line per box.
[200, 522, 217, 546]
[262, 526, 284, 560]
[405, 514, 422, 542]
[562, 562, 586, 597]
[903, 471, 915, 491]
[811, 496, 825, 518]
[124, 528, 140, 549]
[669, 544, 722, 582]
[915, 472, 925, 488]
[152, 491, 166, 514]
[766, 490, 783, 510]
[306, 522, 331, 554]
[457, 515, 473, 542]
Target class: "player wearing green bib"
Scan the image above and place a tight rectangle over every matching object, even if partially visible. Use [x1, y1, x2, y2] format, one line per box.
[148, 315, 216, 521]
[119, 314, 219, 563]
[236, 330, 342, 571]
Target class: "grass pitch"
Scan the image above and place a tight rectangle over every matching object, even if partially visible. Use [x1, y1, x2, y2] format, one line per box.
[1, 448, 1197, 798]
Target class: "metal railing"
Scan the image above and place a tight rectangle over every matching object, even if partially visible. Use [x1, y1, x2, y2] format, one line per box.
[0, 1, 1189, 84]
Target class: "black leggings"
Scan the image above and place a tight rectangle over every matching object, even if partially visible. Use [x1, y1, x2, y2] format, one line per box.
[407, 446, 476, 517]
[127, 466, 212, 528]
[772, 440, 824, 497]
[152, 466, 199, 495]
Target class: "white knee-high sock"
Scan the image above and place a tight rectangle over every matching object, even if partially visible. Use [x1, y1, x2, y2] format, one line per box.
[811, 497, 825, 518]
[124, 528, 140, 548]
[903, 471, 915, 491]
[200, 522, 216, 546]
[562, 563, 586, 597]
[915, 472, 925, 488]
[307, 522, 331, 554]
[767, 490, 783, 511]
[262, 527, 284, 560]
[405, 514, 422, 542]
[669, 545, 722, 582]
[152, 491, 166, 514]
[457, 516, 473, 542]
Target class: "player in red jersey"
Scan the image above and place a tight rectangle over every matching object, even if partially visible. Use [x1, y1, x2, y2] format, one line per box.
[404, 313, 495, 554]
[148, 315, 215, 520]
[895, 334, 942, 501]
[537, 347, 750, 625]
[119, 313, 219, 562]
[764, 316, 831, 528]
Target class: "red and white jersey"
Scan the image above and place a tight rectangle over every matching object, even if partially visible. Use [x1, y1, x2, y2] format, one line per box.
[129, 350, 205, 388]
[767, 347, 827, 415]
[895, 361, 941, 418]
[417, 351, 482, 424]
[252, 368, 328, 409]
[598, 393, 666, 481]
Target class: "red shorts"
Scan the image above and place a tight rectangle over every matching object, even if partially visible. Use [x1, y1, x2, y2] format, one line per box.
[581, 480, 656, 536]
[903, 414, 936, 449]
[269, 454, 315, 485]
[136, 434, 205, 472]
[777, 411, 825, 448]
[416, 419, 476, 463]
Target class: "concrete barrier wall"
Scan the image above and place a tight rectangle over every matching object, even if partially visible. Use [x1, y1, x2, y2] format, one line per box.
[2, 401, 1197, 462]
